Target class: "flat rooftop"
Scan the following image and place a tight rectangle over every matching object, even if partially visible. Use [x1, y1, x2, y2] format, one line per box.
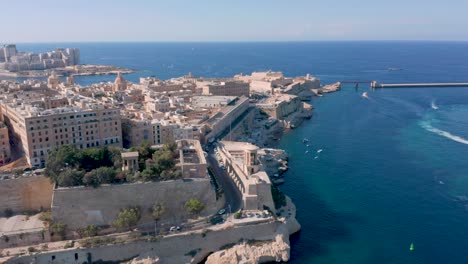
[121, 152, 139, 158]
[221, 141, 259, 152]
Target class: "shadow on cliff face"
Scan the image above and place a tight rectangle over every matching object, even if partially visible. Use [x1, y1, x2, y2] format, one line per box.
[276, 170, 360, 263]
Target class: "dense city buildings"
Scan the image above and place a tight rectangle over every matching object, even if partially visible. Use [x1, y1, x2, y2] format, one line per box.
[0, 70, 320, 167]
[0, 69, 316, 263]
[0, 44, 80, 72]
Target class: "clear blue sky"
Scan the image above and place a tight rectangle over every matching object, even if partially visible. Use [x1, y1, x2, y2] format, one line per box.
[2, 0, 468, 42]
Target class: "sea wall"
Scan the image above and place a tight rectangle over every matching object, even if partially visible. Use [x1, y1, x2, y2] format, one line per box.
[51, 179, 219, 230]
[0, 175, 54, 215]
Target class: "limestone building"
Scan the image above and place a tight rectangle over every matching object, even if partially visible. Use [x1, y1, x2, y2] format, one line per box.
[0, 122, 11, 165]
[217, 141, 275, 211]
[256, 94, 302, 120]
[201, 81, 250, 97]
[121, 152, 139, 172]
[0, 100, 122, 168]
[176, 139, 207, 178]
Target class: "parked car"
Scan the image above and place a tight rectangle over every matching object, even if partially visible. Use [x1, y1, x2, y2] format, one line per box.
[218, 208, 226, 215]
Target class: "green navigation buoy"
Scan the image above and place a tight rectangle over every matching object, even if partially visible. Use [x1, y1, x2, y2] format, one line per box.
[409, 243, 415, 251]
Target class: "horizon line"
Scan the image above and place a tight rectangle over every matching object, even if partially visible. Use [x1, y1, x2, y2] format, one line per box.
[5, 39, 468, 45]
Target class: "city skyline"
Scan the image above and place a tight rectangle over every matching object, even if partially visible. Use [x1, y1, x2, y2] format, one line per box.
[2, 0, 468, 43]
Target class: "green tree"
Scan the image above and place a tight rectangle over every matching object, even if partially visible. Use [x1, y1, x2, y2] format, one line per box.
[50, 222, 66, 239]
[151, 203, 165, 221]
[58, 169, 85, 187]
[108, 147, 123, 169]
[83, 167, 117, 187]
[153, 150, 175, 172]
[163, 142, 178, 154]
[82, 171, 100, 187]
[185, 198, 204, 216]
[112, 207, 141, 231]
[45, 145, 79, 183]
[79, 224, 99, 238]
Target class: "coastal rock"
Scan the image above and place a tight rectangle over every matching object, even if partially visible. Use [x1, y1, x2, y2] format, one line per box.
[205, 234, 290, 264]
[128, 252, 192, 264]
[129, 256, 161, 264]
[320, 82, 341, 93]
[282, 196, 301, 235]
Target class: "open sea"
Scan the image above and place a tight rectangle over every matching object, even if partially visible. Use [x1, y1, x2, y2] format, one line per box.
[9, 42, 468, 263]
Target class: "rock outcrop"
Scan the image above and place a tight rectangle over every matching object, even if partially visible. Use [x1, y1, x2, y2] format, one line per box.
[205, 234, 290, 264]
[205, 195, 300, 264]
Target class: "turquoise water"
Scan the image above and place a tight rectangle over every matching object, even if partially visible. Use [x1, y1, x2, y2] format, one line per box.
[8, 42, 468, 263]
[279, 87, 468, 263]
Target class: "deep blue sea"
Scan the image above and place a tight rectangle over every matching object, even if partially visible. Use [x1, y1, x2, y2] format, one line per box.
[10, 42, 468, 263]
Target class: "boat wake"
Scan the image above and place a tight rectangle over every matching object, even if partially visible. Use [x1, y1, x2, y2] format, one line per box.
[420, 121, 468, 145]
[431, 100, 439, 110]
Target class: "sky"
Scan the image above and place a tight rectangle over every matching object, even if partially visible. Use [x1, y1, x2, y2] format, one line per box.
[1, 0, 468, 42]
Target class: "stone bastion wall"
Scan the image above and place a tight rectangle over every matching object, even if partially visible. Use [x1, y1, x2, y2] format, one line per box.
[51, 178, 219, 230]
[0, 175, 54, 215]
[9, 220, 281, 264]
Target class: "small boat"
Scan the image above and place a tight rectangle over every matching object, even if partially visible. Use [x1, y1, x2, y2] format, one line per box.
[439, 180, 445, 185]
[305, 150, 309, 154]
[314, 156, 319, 159]
[302, 138, 309, 143]
[317, 149, 323, 153]
[362, 92, 368, 99]
[409, 243, 415, 251]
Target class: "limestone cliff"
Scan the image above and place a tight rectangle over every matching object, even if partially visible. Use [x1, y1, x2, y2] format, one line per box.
[204, 195, 300, 264]
[205, 234, 290, 264]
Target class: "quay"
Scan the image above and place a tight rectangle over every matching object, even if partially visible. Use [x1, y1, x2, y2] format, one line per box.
[371, 81, 468, 88]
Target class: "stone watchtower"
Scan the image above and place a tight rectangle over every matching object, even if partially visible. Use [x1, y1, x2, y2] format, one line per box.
[121, 152, 139, 172]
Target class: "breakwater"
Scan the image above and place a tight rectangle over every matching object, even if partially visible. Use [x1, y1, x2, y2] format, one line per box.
[371, 81, 468, 88]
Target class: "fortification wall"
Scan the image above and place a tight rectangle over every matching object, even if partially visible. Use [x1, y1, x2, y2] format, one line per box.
[51, 179, 219, 230]
[0, 176, 53, 214]
[8, 220, 281, 264]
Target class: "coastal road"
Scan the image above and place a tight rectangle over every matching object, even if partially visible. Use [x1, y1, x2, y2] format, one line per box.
[206, 145, 243, 214]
